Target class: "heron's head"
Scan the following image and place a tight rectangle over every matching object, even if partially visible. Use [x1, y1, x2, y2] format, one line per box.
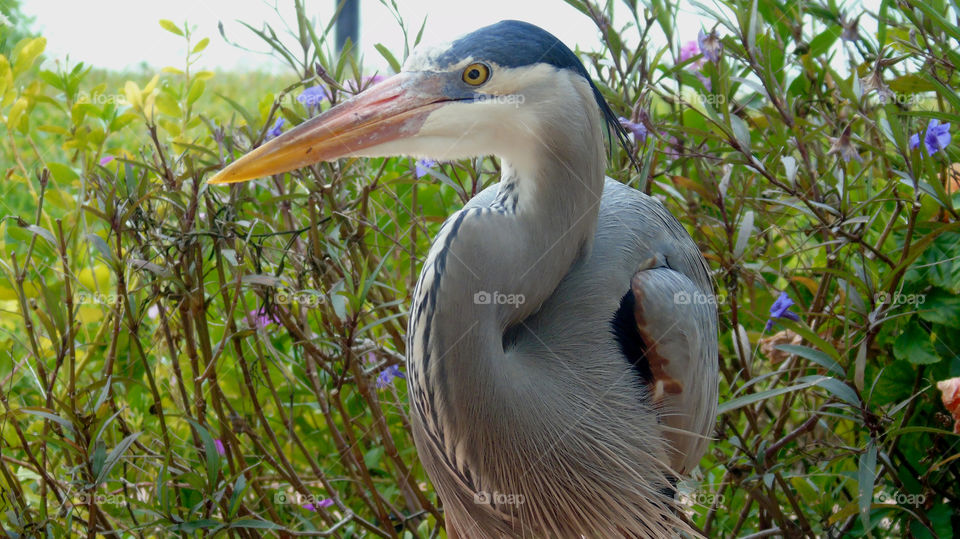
[209, 20, 628, 185]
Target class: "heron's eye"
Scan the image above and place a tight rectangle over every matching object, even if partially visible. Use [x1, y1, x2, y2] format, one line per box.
[461, 62, 490, 86]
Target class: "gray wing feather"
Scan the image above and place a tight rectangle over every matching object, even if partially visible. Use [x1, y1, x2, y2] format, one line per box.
[467, 178, 718, 474]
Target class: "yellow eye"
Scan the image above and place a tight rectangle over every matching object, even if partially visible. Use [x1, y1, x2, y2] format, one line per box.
[462, 62, 490, 86]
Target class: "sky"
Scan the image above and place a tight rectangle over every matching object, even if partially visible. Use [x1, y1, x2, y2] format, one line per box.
[19, 0, 717, 73]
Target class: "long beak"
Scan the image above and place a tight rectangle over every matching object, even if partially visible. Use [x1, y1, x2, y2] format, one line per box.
[209, 72, 446, 185]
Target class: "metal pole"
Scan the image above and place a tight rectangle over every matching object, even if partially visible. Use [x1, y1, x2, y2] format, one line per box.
[335, 0, 359, 52]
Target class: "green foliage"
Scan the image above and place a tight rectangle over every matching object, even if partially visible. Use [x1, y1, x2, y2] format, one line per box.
[0, 0, 958, 537]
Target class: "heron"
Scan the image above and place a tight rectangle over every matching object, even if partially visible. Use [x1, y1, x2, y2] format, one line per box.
[210, 19, 718, 538]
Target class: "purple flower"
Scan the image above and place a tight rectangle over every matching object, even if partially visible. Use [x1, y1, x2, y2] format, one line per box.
[298, 85, 329, 108]
[267, 117, 284, 138]
[922, 119, 951, 156]
[214, 439, 225, 456]
[304, 498, 334, 511]
[698, 29, 723, 63]
[909, 133, 921, 150]
[765, 292, 800, 331]
[376, 364, 406, 389]
[415, 159, 436, 178]
[146, 304, 159, 319]
[679, 40, 700, 63]
[618, 117, 648, 143]
[695, 71, 712, 91]
[249, 307, 279, 329]
[99, 155, 115, 166]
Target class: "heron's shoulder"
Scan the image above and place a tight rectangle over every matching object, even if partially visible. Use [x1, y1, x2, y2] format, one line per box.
[596, 177, 713, 294]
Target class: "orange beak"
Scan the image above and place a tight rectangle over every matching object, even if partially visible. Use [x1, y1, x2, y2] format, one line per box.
[208, 72, 448, 185]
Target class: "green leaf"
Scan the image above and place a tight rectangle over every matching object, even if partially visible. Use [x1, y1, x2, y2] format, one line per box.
[46, 162, 79, 184]
[95, 431, 142, 486]
[918, 290, 960, 328]
[893, 323, 940, 364]
[227, 474, 247, 518]
[12, 37, 46, 77]
[720, 376, 832, 414]
[159, 19, 184, 36]
[172, 519, 219, 532]
[19, 407, 74, 432]
[187, 79, 205, 106]
[734, 210, 754, 258]
[809, 376, 860, 407]
[192, 37, 210, 54]
[888, 73, 937, 94]
[808, 26, 841, 58]
[186, 419, 222, 490]
[26, 225, 57, 249]
[374, 43, 401, 73]
[730, 114, 752, 154]
[775, 344, 845, 376]
[228, 519, 282, 530]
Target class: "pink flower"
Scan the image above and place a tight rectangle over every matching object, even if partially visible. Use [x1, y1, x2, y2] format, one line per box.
[99, 155, 115, 166]
[679, 40, 700, 63]
[214, 439, 225, 456]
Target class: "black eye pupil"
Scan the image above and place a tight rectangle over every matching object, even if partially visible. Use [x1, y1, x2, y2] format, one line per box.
[468, 69, 480, 79]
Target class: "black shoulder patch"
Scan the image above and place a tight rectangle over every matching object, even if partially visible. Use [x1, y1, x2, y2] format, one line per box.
[611, 290, 652, 386]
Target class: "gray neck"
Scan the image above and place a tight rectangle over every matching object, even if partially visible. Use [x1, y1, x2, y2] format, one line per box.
[407, 105, 606, 468]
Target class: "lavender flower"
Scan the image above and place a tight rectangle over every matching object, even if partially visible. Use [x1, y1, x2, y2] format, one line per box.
[376, 364, 406, 389]
[267, 117, 284, 138]
[415, 159, 437, 178]
[922, 119, 951, 156]
[765, 292, 800, 331]
[99, 155, 115, 166]
[214, 439, 225, 456]
[698, 29, 723, 63]
[298, 85, 329, 108]
[618, 117, 648, 143]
